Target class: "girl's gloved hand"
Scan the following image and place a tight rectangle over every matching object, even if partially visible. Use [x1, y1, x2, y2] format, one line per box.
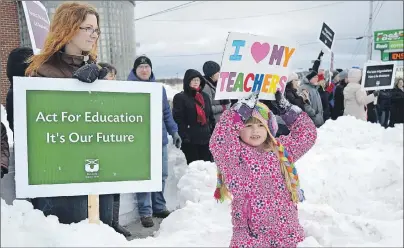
[231, 91, 260, 121]
[272, 91, 302, 126]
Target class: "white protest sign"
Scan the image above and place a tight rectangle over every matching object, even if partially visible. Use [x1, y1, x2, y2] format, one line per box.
[361, 61, 397, 91]
[13, 77, 163, 198]
[21, 1, 50, 55]
[215, 32, 298, 101]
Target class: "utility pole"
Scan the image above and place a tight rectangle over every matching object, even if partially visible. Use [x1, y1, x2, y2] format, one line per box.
[367, 0, 373, 61]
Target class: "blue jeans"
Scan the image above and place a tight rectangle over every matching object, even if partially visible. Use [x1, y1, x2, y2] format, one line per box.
[136, 145, 168, 217]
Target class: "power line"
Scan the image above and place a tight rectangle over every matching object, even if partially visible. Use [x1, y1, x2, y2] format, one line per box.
[146, 36, 366, 58]
[351, 1, 384, 61]
[135, 1, 204, 21]
[142, 2, 345, 22]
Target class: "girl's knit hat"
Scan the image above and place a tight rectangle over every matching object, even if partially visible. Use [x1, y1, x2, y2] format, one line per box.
[250, 102, 278, 138]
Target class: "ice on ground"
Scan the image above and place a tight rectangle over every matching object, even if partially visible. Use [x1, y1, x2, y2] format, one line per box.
[1, 116, 403, 247]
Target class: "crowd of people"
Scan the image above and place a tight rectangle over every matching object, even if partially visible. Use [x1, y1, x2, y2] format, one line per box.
[1, 2, 403, 247]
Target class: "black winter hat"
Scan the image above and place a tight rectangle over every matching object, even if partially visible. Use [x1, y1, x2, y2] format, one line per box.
[306, 70, 318, 81]
[133, 55, 152, 71]
[6, 47, 33, 84]
[202, 61, 220, 77]
[332, 70, 339, 80]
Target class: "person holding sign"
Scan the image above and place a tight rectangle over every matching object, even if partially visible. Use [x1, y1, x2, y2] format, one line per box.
[209, 91, 317, 247]
[24, 2, 113, 225]
[127, 55, 182, 228]
[172, 69, 215, 165]
[299, 51, 325, 127]
[343, 68, 378, 121]
[202, 61, 230, 123]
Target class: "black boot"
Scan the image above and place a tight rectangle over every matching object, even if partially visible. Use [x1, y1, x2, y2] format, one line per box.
[112, 194, 132, 238]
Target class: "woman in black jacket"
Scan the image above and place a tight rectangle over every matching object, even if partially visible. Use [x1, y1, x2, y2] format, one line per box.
[389, 78, 404, 127]
[172, 69, 215, 164]
[284, 73, 310, 110]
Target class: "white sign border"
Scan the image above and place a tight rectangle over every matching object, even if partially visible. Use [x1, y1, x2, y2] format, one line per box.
[361, 61, 398, 91]
[14, 77, 163, 198]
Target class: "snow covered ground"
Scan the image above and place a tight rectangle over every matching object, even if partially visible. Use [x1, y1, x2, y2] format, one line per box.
[1, 115, 403, 247]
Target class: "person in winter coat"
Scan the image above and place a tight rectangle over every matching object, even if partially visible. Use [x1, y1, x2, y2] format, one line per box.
[284, 72, 318, 120]
[366, 92, 378, 123]
[299, 50, 325, 127]
[285, 72, 307, 110]
[202, 61, 230, 123]
[172, 69, 215, 165]
[210, 91, 317, 248]
[24, 2, 113, 226]
[377, 89, 393, 128]
[5, 47, 34, 132]
[127, 55, 182, 228]
[343, 68, 378, 121]
[389, 78, 404, 127]
[331, 70, 348, 120]
[1, 123, 9, 179]
[327, 70, 341, 109]
[318, 73, 331, 121]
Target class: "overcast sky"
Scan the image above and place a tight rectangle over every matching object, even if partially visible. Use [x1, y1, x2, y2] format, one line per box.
[134, 1, 403, 78]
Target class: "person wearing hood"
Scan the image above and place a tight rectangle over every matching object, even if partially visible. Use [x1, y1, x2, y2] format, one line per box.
[331, 70, 348, 120]
[6, 47, 34, 132]
[127, 55, 181, 228]
[299, 50, 325, 127]
[172, 69, 215, 165]
[343, 68, 378, 121]
[202, 61, 230, 123]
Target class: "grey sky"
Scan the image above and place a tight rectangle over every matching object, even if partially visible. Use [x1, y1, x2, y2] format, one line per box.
[134, 1, 403, 79]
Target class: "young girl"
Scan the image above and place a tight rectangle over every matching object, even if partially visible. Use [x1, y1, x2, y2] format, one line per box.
[210, 91, 317, 247]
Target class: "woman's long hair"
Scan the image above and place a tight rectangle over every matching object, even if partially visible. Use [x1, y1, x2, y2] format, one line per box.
[395, 77, 403, 88]
[26, 2, 100, 76]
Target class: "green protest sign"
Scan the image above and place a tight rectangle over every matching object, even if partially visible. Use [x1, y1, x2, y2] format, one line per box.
[14, 77, 163, 198]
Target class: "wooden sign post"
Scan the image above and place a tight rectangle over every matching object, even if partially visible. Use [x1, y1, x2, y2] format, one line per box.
[88, 194, 100, 224]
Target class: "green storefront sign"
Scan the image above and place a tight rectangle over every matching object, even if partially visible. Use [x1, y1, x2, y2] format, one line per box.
[26, 90, 151, 185]
[374, 29, 404, 50]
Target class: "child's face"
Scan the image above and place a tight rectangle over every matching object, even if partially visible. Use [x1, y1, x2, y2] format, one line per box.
[240, 122, 268, 147]
[105, 72, 116, 80]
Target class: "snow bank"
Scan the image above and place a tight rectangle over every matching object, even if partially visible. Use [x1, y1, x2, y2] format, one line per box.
[163, 84, 179, 102]
[1, 116, 403, 247]
[1, 199, 130, 247]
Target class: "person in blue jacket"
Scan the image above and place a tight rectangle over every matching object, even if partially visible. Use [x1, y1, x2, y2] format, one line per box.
[127, 55, 182, 228]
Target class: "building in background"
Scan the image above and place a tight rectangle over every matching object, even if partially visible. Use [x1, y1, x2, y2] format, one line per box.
[1, 1, 136, 105]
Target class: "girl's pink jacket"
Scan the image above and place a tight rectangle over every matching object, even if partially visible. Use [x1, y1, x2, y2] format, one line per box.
[209, 110, 317, 248]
